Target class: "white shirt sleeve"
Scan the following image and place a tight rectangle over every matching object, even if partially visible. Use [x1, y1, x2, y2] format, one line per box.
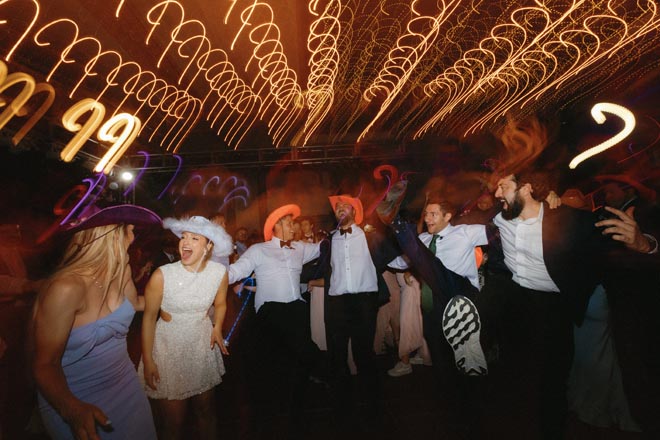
[228, 246, 258, 284]
[300, 241, 321, 264]
[466, 224, 489, 247]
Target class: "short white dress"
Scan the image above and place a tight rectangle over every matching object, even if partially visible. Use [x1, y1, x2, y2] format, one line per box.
[139, 261, 226, 400]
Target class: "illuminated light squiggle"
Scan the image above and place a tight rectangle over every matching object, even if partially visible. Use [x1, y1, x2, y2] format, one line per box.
[60, 98, 106, 162]
[70, 49, 123, 99]
[123, 150, 149, 196]
[414, 1, 660, 139]
[27, 17, 198, 149]
[1, 0, 39, 61]
[115, 1, 125, 18]
[569, 102, 636, 169]
[95, 113, 142, 175]
[304, 0, 341, 145]
[157, 154, 183, 200]
[173, 174, 202, 205]
[328, 1, 411, 143]
[12, 81, 55, 146]
[358, 0, 463, 142]
[0, 67, 36, 132]
[197, 48, 260, 148]
[229, 1, 305, 146]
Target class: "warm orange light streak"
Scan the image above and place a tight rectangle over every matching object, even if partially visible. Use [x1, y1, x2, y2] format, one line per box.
[12, 82, 55, 146]
[304, 0, 341, 145]
[569, 103, 636, 169]
[413, 0, 660, 140]
[60, 98, 106, 163]
[145, 1, 185, 46]
[156, 19, 207, 73]
[95, 113, 141, 174]
[115, 0, 125, 18]
[96, 61, 143, 104]
[229, 1, 304, 146]
[70, 50, 123, 99]
[358, 0, 463, 142]
[0, 70, 36, 132]
[1, 0, 39, 61]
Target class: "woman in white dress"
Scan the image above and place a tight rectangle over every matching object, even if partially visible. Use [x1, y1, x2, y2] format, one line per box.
[140, 216, 233, 440]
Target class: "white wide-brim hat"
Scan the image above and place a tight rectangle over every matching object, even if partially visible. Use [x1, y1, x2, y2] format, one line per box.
[163, 216, 233, 258]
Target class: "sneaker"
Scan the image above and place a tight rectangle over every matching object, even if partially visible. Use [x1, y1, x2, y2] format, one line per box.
[376, 180, 407, 225]
[387, 361, 413, 377]
[442, 295, 488, 376]
[409, 354, 426, 365]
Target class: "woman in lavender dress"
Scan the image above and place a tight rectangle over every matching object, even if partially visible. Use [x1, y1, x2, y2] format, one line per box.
[32, 205, 160, 440]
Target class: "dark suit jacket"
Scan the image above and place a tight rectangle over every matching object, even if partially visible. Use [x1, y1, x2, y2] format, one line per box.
[488, 205, 609, 325]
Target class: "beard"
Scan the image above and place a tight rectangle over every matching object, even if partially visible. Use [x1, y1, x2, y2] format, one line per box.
[501, 191, 524, 220]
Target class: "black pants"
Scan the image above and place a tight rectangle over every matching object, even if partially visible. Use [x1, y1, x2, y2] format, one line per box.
[325, 292, 380, 416]
[255, 300, 322, 411]
[480, 275, 573, 440]
[392, 220, 478, 309]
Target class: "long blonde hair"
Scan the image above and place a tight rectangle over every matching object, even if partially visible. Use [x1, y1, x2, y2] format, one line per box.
[52, 223, 131, 310]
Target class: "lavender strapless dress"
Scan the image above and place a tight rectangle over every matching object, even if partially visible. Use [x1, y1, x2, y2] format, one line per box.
[38, 299, 156, 439]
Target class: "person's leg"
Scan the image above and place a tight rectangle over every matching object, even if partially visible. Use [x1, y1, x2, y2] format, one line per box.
[391, 218, 477, 307]
[154, 398, 186, 440]
[325, 295, 353, 418]
[190, 389, 217, 440]
[349, 293, 381, 415]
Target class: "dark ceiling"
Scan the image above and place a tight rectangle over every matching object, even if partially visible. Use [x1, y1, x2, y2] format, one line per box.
[1, 0, 660, 172]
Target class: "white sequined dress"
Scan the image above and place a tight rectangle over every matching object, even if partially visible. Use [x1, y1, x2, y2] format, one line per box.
[139, 261, 226, 400]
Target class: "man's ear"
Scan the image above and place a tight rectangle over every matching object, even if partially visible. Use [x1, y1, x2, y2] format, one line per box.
[444, 212, 453, 223]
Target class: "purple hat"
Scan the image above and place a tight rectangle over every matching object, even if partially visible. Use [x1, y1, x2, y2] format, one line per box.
[62, 204, 162, 234]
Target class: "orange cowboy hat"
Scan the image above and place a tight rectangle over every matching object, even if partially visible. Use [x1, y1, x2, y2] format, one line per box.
[328, 194, 364, 225]
[263, 204, 301, 241]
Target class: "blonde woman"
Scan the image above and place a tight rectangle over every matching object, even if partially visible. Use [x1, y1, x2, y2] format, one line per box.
[140, 216, 233, 440]
[32, 205, 161, 440]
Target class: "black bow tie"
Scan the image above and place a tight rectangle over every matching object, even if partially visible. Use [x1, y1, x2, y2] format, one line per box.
[280, 240, 293, 248]
[339, 227, 352, 236]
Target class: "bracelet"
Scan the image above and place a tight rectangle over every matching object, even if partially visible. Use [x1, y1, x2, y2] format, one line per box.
[643, 234, 658, 254]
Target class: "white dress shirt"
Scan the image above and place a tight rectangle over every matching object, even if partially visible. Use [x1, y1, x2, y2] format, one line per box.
[388, 224, 488, 290]
[493, 204, 560, 292]
[228, 237, 321, 311]
[329, 224, 378, 296]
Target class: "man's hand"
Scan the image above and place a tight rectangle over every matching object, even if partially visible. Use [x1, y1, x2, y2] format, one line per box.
[595, 206, 655, 253]
[545, 190, 562, 209]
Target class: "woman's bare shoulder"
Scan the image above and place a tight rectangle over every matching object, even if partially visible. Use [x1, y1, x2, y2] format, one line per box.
[39, 273, 87, 311]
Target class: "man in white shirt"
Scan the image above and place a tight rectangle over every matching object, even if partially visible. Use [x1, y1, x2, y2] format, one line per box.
[318, 194, 382, 424]
[488, 171, 655, 440]
[228, 204, 323, 422]
[387, 197, 489, 377]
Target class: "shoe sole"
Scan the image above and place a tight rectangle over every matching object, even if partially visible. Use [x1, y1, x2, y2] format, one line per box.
[387, 368, 413, 377]
[442, 295, 488, 376]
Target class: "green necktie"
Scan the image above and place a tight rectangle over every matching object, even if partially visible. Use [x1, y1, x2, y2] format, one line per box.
[421, 234, 439, 313]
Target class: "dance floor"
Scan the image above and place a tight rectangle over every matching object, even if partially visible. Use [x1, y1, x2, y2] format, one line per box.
[10, 304, 646, 440]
